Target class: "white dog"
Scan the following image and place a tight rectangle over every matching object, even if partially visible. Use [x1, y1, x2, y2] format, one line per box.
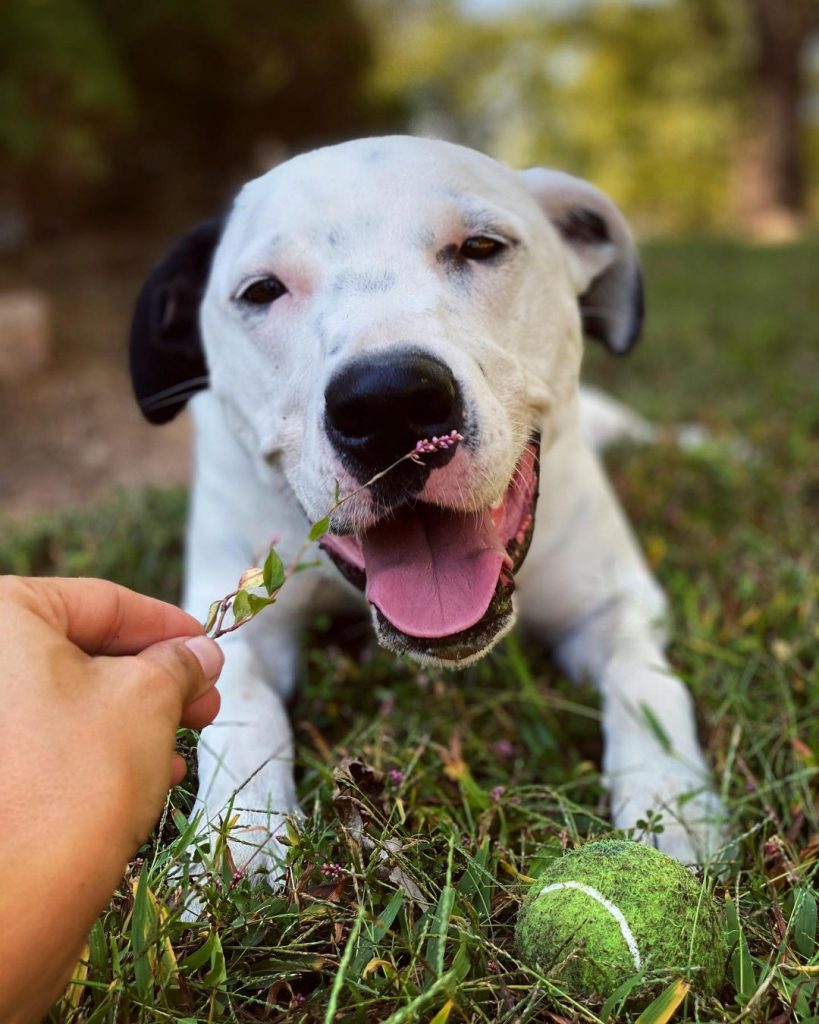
[130, 136, 722, 879]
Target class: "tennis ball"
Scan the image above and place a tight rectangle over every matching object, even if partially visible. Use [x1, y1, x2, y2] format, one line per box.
[516, 839, 726, 1000]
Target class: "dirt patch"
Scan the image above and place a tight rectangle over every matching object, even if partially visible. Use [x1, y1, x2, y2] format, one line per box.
[0, 233, 193, 522]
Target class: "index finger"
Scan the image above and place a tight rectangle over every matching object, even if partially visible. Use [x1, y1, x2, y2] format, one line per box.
[2, 576, 205, 655]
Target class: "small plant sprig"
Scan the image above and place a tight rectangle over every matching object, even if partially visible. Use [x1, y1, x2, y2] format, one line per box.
[204, 430, 464, 638]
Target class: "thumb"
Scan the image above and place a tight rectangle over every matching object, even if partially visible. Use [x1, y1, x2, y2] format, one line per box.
[134, 634, 224, 715]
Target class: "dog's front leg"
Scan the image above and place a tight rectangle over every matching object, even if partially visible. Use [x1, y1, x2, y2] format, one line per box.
[191, 623, 300, 882]
[556, 608, 724, 864]
[518, 425, 724, 864]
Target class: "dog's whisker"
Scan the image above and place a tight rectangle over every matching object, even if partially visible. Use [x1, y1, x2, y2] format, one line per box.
[140, 375, 210, 409]
[140, 388, 209, 413]
[580, 304, 631, 324]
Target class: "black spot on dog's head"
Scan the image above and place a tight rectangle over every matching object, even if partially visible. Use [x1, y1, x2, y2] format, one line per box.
[327, 226, 347, 250]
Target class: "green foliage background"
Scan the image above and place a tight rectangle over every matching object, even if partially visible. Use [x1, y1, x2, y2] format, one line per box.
[0, 0, 397, 225]
[2, 0, 817, 231]
[366, 0, 818, 231]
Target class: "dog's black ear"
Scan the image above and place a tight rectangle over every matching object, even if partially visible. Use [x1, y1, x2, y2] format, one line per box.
[519, 169, 643, 354]
[130, 219, 222, 424]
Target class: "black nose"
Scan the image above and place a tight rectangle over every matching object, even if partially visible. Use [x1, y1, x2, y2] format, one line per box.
[324, 351, 462, 470]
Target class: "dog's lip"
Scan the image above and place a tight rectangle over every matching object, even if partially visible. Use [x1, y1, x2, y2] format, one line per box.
[320, 436, 540, 648]
[372, 576, 516, 666]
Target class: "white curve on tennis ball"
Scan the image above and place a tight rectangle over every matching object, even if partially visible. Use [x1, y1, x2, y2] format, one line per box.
[537, 881, 642, 972]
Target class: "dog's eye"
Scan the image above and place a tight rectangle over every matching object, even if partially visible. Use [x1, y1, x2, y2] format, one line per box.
[238, 276, 287, 305]
[460, 236, 506, 261]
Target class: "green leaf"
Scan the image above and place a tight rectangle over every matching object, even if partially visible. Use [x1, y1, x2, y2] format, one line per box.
[456, 836, 492, 923]
[354, 890, 405, 973]
[426, 884, 455, 980]
[263, 547, 285, 593]
[231, 589, 252, 623]
[790, 887, 818, 958]
[87, 919, 108, 975]
[600, 973, 648, 1020]
[458, 768, 491, 813]
[179, 932, 218, 974]
[130, 867, 153, 1000]
[237, 566, 265, 590]
[426, 836, 456, 981]
[428, 1000, 455, 1024]
[203, 599, 221, 634]
[725, 895, 756, 1002]
[247, 593, 275, 614]
[309, 516, 330, 541]
[203, 932, 227, 988]
[172, 808, 205, 855]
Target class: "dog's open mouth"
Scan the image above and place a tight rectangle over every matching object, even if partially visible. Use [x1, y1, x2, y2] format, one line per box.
[320, 438, 540, 666]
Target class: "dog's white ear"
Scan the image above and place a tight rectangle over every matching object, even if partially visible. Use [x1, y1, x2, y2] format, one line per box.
[519, 168, 643, 354]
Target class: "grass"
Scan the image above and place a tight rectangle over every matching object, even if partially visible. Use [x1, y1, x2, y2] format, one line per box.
[2, 238, 818, 1022]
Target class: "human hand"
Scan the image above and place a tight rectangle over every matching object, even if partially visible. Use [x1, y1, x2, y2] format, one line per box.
[0, 575, 224, 1023]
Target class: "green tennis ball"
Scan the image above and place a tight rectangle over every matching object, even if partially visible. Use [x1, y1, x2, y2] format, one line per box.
[516, 839, 727, 1001]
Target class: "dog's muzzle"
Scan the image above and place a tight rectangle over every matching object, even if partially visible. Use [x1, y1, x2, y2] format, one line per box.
[320, 437, 540, 667]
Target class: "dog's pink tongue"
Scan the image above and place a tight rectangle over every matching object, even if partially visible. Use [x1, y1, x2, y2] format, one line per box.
[362, 506, 505, 639]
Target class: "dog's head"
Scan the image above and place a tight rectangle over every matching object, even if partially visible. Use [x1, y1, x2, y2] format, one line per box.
[131, 136, 642, 667]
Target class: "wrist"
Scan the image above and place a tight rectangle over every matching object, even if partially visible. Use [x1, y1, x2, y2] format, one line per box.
[0, 778, 142, 1021]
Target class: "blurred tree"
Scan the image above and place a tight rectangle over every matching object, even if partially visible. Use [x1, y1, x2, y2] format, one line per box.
[0, 0, 402, 231]
[0, 0, 133, 218]
[364, 0, 819, 234]
[687, 0, 819, 237]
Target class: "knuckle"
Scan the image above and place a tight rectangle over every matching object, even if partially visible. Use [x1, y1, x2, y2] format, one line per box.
[93, 581, 130, 653]
[0, 574, 38, 607]
[0, 576, 66, 631]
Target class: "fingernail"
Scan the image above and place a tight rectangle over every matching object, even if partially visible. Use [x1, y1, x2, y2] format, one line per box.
[184, 635, 224, 681]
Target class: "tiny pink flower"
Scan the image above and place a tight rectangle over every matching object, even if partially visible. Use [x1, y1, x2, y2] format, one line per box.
[415, 430, 464, 455]
[492, 739, 514, 759]
[388, 768, 405, 785]
[321, 861, 344, 879]
[489, 785, 506, 803]
[487, 959, 500, 975]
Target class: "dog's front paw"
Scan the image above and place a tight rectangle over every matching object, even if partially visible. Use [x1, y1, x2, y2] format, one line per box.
[606, 751, 725, 866]
[176, 808, 294, 920]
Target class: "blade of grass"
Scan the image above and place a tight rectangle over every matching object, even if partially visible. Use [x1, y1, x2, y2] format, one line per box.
[725, 895, 756, 1002]
[323, 903, 365, 1024]
[789, 887, 817, 958]
[634, 978, 691, 1024]
[426, 836, 456, 980]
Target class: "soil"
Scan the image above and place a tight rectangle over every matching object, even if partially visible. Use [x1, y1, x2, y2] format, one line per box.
[0, 233, 193, 522]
